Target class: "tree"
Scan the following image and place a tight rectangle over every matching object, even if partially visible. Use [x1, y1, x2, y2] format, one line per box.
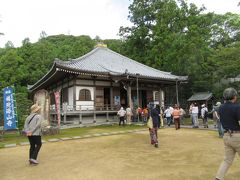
[39, 31, 48, 39]
[119, 0, 214, 93]
[22, 38, 31, 46]
[211, 13, 240, 48]
[5, 41, 15, 48]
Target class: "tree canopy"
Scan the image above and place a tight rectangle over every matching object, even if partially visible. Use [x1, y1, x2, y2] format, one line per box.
[119, 0, 240, 94]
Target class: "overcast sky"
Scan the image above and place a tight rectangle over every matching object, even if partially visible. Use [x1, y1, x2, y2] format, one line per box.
[0, 0, 239, 48]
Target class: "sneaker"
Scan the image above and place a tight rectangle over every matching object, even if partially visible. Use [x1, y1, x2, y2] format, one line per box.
[29, 159, 39, 165]
[154, 143, 159, 148]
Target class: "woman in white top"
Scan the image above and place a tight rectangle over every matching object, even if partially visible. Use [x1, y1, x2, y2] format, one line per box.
[191, 103, 199, 128]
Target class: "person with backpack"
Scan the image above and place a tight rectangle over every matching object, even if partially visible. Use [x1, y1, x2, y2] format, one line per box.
[201, 104, 208, 128]
[23, 104, 43, 165]
[117, 107, 126, 126]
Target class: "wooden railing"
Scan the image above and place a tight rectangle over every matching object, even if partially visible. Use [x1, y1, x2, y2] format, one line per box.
[50, 104, 119, 114]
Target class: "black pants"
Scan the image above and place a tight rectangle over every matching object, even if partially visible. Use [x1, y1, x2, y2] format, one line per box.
[28, 136, 42, 160]
[119, 116, 125, 126]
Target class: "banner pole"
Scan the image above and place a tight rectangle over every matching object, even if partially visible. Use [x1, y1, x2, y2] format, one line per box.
[12, 85, 18, 130]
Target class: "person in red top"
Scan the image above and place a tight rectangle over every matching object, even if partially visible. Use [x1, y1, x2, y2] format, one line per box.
[172, 104, 181, 130]
[143, 107, 149, 123]
[137, 107, 142, 122]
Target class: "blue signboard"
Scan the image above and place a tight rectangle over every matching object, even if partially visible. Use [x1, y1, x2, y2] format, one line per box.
[3, 87, 17, 130]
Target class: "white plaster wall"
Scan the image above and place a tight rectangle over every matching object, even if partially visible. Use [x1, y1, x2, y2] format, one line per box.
[76, 101, 94, 110]
[75, 86, 94, 110]
[68, 87, 73, 106]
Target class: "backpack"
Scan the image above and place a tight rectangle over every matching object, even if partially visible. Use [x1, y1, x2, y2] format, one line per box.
[204, 109, 208, 118]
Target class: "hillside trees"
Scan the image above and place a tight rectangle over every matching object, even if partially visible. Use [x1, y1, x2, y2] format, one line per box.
[0, 35, 96, 127]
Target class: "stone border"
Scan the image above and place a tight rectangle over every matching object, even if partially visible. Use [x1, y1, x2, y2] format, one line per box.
[4, 127, 218, 148]
[2, 129, 147, 148]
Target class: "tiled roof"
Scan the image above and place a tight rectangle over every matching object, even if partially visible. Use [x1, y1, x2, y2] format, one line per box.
[56, 47, 187, 81]
[187, 92, 213, 101]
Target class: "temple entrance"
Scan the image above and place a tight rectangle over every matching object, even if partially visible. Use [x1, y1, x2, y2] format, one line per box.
[141, 90, 147, 108]
[104, 88, 111, 106]
[120, 87, 128, 108]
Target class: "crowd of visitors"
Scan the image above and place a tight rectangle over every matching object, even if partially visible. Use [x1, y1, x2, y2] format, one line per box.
[23, 87, 239, 180]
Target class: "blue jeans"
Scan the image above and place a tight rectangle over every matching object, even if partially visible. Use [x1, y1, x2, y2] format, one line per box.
[192, 113, 199, 127]
[143, 116, 148, 123]
[166, 117, 172, 126]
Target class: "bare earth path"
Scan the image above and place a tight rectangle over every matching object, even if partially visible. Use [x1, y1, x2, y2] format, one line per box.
[0, 128, 239, 180]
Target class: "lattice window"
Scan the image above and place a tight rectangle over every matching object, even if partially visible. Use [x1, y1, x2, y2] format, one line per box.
[79, 89, 91, 101]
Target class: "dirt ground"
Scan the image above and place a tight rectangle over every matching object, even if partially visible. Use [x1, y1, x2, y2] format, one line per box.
[0, 128, 239, 180]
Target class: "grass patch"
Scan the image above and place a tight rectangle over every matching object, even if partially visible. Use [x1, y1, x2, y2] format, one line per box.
[182, 117, 215, 126]
[0, 124, 146, 148]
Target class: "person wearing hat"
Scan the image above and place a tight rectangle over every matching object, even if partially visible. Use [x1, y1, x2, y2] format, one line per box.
[216, 88, 240, 180]
[23, 104, 43, 165]
[117, 107, 126, 126]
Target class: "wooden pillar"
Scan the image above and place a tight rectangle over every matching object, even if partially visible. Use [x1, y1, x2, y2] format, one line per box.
[159, 88, 162, 107]
[93, 107, 96, 123]
[110, 87, 113, 110]
[106, 106, 109, 122]
[79, 109, 82, 124]
[73, 78, 76, 111]
[93, 77, 96, 123]
[127, 85, 132, 109]
[176, 80, 179, 105]
[63, 103, 67, 124]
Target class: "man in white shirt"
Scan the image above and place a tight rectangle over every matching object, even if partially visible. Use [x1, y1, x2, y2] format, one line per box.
[117, 107, 126, 126]
[164, 107, 172, 126]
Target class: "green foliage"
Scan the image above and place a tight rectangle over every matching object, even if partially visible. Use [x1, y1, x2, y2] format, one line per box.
[119, 0, 240, 99]
[15, 92, 32, 129]
[0, 34, 96, 128]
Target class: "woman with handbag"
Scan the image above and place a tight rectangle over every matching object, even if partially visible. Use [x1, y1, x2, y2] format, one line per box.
[23, 104, 43, 165]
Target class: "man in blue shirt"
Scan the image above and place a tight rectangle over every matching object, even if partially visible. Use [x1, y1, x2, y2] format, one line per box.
[216, 88, 240, 180]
